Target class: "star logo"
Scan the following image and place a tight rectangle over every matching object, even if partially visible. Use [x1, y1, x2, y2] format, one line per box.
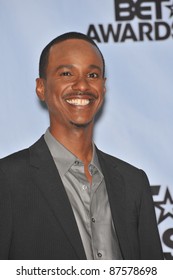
[154, 188, 173, 224]
[166, 2, 173, 18]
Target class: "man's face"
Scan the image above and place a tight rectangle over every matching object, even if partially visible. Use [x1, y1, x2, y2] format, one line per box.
[36, 39, 106, 129]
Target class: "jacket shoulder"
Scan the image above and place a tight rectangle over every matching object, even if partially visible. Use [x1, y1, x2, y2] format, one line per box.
[97, 148, 142, 174]
[0, 149, 29, 170]
[0, 136, 45, 173]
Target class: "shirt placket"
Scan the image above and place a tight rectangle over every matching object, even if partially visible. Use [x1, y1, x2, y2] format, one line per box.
[89, 164, 104, 259]
[73, 162, 104, 259]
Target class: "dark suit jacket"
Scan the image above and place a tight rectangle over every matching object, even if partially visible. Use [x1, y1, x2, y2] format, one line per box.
[0, 136, 163, 259]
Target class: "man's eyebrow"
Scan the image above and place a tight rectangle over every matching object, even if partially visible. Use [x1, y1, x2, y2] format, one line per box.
[55, 64, 73, 71]
[55, 64, 102, 72]
[89, 64, 102, 72]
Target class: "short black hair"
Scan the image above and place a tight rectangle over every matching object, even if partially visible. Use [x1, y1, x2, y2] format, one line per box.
[39, 31, 105, 79]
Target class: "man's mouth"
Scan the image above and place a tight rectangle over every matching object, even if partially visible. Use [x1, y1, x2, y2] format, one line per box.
[66, 98, 90, 106]
[64, 92, 96, 106]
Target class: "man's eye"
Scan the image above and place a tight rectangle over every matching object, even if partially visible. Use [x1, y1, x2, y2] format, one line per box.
[60, 72, 72, 76]
[88, 73, 99, 78]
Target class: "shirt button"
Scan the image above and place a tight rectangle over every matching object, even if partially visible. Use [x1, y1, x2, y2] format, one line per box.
[91, 217, 95, 223]
[97, 252, 102, 258]
[88, 165, 94, 175]
[82, 185, 87, 191]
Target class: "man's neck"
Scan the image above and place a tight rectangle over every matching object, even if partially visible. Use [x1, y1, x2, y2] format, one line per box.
[49, 124, 94, 184]
[49, 124, 94, 164]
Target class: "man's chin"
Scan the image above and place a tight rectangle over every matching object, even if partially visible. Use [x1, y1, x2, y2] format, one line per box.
[69, 120, 93, 128]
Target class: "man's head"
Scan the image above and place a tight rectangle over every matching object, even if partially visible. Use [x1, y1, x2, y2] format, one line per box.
[39, 32, 105, 79]
[36, 32, 106, 131]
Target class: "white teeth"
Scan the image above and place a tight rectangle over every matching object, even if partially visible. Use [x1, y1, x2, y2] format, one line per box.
[66, 99, 90, 106]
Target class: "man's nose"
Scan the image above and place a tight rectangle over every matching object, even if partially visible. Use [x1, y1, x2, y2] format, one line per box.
[71, 76, 90, 92]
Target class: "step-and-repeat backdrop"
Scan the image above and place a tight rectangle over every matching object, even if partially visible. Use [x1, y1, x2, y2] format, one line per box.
[1, 0, 173, 259]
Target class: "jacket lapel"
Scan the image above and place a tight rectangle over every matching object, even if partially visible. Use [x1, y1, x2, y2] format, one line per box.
[29, 136, 86, 259]
[97, 148, 132, 259]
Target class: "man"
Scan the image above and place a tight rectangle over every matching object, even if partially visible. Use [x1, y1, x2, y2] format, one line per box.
[0, 32, 163, 260]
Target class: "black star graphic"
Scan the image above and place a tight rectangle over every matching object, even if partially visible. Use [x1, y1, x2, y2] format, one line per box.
[166, 3, 173, 17]
[154, 187, 173, 224]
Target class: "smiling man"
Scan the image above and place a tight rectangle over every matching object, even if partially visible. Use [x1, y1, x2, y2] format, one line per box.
[0, 32, 163, 260]
[36, 34, 106, 183]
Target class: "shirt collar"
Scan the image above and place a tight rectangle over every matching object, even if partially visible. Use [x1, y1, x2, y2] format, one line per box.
[44, 128, 101, 177]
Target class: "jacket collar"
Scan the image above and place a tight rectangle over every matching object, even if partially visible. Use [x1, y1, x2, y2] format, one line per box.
[96, 147, 132, 259]
[29, 136, 86, 260]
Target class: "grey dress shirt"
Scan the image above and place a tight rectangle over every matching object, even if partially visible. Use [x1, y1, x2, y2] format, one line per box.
[44, 129, 122, 260]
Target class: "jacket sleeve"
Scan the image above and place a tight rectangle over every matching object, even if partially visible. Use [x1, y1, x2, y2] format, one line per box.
[0, 167, 12, 259]
[138, 170, 164, 259]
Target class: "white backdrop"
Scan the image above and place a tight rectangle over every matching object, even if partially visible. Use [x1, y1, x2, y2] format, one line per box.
[0, 0, 173, 258]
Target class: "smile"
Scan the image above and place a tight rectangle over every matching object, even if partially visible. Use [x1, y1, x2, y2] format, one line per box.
[66, 99, 91, 106]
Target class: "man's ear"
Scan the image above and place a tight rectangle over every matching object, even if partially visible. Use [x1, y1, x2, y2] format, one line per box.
[36, 78, 45, 101]
[103, 77, 106, 97]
